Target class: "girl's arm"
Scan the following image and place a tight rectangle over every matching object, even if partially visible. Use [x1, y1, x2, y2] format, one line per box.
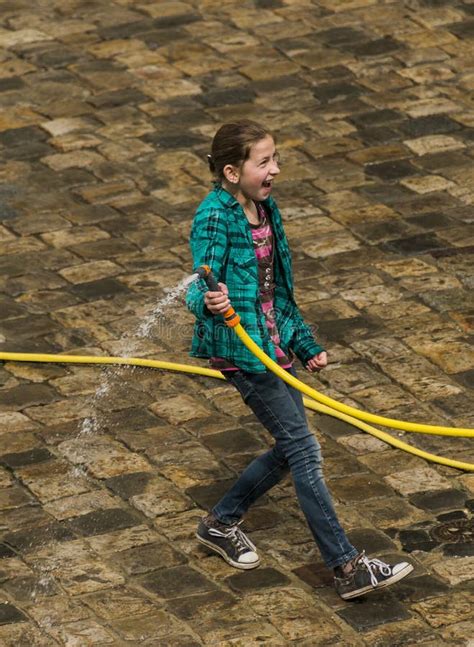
[288, 302, 325, 365]
[186, 208, 228, 319]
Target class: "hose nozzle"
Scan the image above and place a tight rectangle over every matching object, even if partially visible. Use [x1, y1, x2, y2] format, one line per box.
[194, 265, 240, 328]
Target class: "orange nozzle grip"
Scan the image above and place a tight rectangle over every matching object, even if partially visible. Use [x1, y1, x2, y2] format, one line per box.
[223, 306, 240, 328]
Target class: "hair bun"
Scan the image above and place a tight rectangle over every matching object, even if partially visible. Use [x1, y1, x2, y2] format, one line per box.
[207, 154, 215, 172]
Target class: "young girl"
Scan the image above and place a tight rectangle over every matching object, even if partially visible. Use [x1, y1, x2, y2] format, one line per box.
[186, 120, 413, 600]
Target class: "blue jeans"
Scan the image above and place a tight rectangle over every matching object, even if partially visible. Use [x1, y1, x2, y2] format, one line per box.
[212, 366, 358, 569]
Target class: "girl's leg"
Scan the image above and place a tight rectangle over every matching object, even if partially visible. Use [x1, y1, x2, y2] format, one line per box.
[214, 368, 357, 569]
[212, 444, 289, 524]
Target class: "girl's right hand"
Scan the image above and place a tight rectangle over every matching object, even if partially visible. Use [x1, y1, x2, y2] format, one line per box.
[204, 282, 231, 315]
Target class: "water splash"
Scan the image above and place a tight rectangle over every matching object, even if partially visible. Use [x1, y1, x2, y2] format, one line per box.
[136, 273, 198, 340]
[76, 273, 199, 439]
[24, 275, 201, 614]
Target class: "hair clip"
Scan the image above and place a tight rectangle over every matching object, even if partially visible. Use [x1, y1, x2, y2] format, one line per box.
[207, 154, 215, 172]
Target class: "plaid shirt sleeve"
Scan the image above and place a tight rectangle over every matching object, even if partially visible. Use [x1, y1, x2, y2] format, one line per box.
[289, 302, 325, 364]
[185, 207, 229, 319]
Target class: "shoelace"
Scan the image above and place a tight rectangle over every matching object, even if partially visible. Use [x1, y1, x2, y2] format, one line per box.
[209, 521, 256, 554]
[358, 552, 392, 587]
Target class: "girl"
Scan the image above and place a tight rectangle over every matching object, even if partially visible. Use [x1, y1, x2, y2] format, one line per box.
[186, 120, 413, 600]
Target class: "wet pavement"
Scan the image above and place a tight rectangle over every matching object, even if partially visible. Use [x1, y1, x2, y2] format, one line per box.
[0, 0, 473, 644]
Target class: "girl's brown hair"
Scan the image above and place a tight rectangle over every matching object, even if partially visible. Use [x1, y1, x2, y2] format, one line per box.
[208, 120, 274, 181]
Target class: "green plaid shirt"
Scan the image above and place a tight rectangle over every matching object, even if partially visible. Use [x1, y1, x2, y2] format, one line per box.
[186, 185, 324, 373]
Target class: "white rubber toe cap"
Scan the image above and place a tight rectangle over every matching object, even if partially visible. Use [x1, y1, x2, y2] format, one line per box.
[392, 562, 411, 576]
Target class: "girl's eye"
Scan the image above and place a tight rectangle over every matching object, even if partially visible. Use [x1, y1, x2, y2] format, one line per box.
[258, 153, 281, 167]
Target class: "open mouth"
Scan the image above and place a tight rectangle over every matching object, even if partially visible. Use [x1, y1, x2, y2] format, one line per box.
[262, 180, 273, 188]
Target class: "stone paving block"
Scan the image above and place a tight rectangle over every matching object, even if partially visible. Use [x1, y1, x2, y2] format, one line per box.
[346, 528, 397, 555]
[412, 592, 473, 628]
[85, 524, 159, 555]
[43, 490, 120, 520]
[337, 597, 411, 631]
[15, 459, 92, 502]
[58, 436, 152, 479]
[104, 470, 152, 499]
[198, 429, 263, 455]
[40, 226, 110, 249]
[195, 619, 286, 646]
[0, 601, 27, 625]
[244, 587, 342, 642]
[24, 396, 97, 426]
[439, 620, 474, 645]
[403, 337, 474, 374]
[114, 539, 187, 575]
[149, 393, 212, 425]
[4, 521, 75, 552]
[139, 564, 217, 599]
[0, 485, 36, 510]
[324, 362, 391, 394]
[330, 473, 395, 502]
[337, 433, 390, 455]
[0, 314, 60, 341]
[129, 475, 193, 518]
[167, 588, 237, 623]
[2, 573, 59, 603]
[45, 618, 118, 645]
[408, 487, 468, 517]
[400, 174, 456, 194]
[28, 595, 90, 628]
[40, 552, 126, 596]
[58, 259, 121, 284]
[82, 585, 156, 620]
[430, 556, 474, 586]
[226, 567, 290, 593]
[404, 135, 465, 156]
[185, 478, 242, 511]
[362, 496, 431, 529]
[0, 556, 33, 582]
[0, 447, 53, 469]
[0, 468, 14, 489]
[113, 611, 192, 642]
[363, 617, 437, 647]
[385, 467, 452, 497]
[458, 474, 474, 496]
[67, 507, 141, 537]
[149, 443, 233, 489]
[390, 573, 449, 603]
[0, 622, 55, 647]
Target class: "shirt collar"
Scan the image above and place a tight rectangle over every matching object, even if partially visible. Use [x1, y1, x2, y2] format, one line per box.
[214, 184, 240, 209]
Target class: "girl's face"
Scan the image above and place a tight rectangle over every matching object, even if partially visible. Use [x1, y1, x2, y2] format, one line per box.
[225, 135, 281, 203]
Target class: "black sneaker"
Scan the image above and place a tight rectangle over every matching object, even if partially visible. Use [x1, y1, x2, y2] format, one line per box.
[334, 552, 414, 600]
[196, 517, 260, 570]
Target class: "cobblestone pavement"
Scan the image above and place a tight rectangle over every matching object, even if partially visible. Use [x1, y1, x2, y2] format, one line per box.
[0, 0, 473, 645]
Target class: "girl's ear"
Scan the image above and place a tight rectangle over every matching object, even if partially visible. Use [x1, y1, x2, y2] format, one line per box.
[223, 163, 239, 184]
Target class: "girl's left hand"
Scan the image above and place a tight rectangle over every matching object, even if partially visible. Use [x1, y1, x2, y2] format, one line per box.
[306, 352, 328, 372]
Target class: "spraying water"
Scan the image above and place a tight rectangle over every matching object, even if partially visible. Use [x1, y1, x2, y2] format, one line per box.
[24, 273, 201, 606]
[77, 272, 199, 438]
[137, 272, 199, 340]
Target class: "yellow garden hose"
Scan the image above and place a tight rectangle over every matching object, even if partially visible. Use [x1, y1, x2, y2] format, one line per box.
[0, 347, 472, 472]
[232, 324, 474, 438]
[0, 267, 472, 471]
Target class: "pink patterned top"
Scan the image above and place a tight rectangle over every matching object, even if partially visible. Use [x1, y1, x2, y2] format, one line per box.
[210, 202, 293, 372]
